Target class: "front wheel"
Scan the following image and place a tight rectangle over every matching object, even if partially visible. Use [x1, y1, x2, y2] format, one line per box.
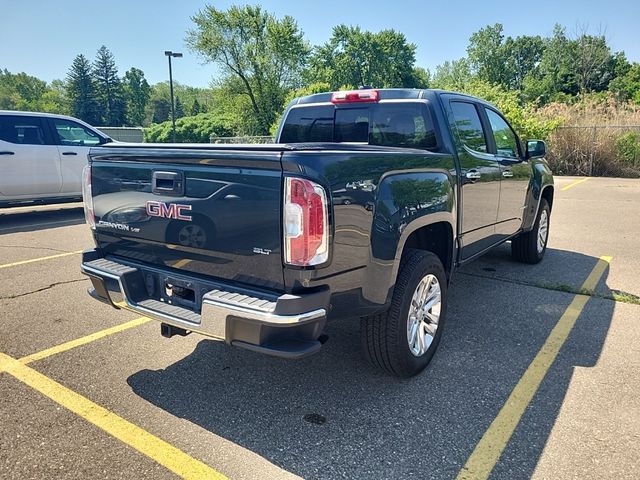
[511, 198, 550, 264]
[361, 249, 447, 377]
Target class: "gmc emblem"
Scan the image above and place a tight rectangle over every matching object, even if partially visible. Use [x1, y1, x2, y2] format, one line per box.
[146, 201, 192, 221]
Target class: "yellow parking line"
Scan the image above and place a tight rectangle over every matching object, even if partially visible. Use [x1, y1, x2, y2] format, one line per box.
[561, 177, 590, 191]
[0, 250, 83, 269]
[0, 352, 227, 480]
[457, 255, 612, 480]
[19, 317, 152, 365]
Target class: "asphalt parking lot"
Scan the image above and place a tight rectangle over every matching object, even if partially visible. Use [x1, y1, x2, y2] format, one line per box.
[1, 176, 639, 480]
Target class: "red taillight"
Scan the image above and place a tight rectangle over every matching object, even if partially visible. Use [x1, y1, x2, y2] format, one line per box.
[284, 177, 329, 266]
[82, 165, 95, 229]
[331, 89, 379, 104]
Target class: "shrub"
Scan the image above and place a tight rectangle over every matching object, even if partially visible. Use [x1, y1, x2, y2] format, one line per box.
[537, 95, 640, 177]
[615, 131, 640, 167]
[144, 113, 235, 143]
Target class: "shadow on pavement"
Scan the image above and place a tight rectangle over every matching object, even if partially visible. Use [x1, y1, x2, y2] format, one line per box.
[128, 249, 614, 479]
[0, 206, 84, 235]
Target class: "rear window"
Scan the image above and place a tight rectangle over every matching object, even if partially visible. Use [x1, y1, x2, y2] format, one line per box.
[280, 102, 437, 150]
[0, 115, 48, 145]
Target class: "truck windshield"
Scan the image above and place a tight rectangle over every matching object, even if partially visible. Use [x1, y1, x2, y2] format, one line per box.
[280, 103, 437, 150]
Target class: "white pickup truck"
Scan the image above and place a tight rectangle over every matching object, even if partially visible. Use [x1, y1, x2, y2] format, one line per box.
[0, 111, 112, 207]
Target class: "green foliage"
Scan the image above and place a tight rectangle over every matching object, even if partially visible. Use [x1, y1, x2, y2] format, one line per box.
[467, 24, 508, 86]
[190, 98, 201, 116]
[146, 81, 213, 126]
[431, 59, 472, 91]
[307, 25, 422, 89]
[93, 46, 126, 125]
[615, 131, 640, 166]
[144, 113, 235, 143]
[174, 96, 185, 119]
[503, 35, 544, 91]
[187, 4, 309, 135]
[123, 67, 151, 126]
[150, 97, 171, 124]
[609, 63, 640, 104]
[0, 69, 68, 113]
[66, 55, 100, 124]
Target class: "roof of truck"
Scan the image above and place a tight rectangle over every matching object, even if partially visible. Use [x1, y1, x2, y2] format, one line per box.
[291, 88, 488, 106]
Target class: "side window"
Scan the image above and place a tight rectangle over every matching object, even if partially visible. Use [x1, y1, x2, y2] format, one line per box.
[485, 109, 519, 159]
[370, 103, 437, 150]
[0, 115, 48, 145]
[279, 105, 334, 143]
[51, 118, 102, 146]
[449, 102, 488, 153]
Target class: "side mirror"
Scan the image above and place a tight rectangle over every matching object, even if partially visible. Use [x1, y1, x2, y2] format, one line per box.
[526, 140, 546, 159]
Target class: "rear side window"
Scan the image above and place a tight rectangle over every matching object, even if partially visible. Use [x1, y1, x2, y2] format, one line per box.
[280, 102, 437, 150]
[0, 115, 48, 145]
[449, 102, 488, 153]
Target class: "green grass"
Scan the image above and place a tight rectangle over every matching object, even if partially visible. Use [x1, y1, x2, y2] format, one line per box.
[535, 281, 640, 305]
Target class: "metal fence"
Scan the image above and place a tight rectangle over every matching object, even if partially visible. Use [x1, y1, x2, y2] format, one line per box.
[548, 125, 640, 177]
[209, 135, 274, 144]
[97, 127, 144, 143]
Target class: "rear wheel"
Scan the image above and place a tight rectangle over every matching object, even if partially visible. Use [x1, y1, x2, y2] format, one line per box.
[361, 249, 447, 377]
[512, 198, 550, 264]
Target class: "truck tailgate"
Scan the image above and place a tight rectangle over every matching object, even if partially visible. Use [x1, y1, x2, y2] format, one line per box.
[89, 146, 285, 291]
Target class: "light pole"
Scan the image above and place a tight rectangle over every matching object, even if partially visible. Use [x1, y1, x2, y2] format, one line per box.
[164, 51, 183, 142]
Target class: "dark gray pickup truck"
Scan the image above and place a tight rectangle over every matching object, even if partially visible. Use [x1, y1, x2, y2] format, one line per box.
[80, 88, 553, 377]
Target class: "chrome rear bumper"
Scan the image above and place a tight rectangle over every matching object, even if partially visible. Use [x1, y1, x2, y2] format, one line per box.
[81, 250, 328, 358]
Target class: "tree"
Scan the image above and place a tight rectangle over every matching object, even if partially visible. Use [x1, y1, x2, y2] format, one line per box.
[93, 45, 126, 125]
[431, 59, 473, 90]
[572, 30, 616, 93]
[123, 67, 151, 126]
[467, 24, 507, 86]
[40, 79, 69, 114]
[524, 24, 577, 102]
[0, 69, 66, 113]
[307, 25, 421, 89]
[151, 97, 171, 124]
[609, 62, 640, 103]
[174, 96, 185, 119]
[190, 98, 202, 115]
[66, 55, 101, 124]
[503, 35, 544, 91]
[187, 4, 309, 135]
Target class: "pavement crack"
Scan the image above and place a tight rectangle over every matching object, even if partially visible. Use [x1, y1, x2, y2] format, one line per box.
[0, 244, 71, 254]
[1, 278, 88, 300]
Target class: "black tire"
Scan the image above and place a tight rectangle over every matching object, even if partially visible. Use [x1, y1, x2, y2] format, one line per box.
[360, 249, 448, 377]
[511, 198, 550, 264]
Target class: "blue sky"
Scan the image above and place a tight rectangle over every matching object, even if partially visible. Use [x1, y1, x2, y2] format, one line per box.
[1, 0, 639, 87]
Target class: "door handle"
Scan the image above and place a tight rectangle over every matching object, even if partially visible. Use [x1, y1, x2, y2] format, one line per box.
[62, 151, 78, 156]
[502, 170, 514, 178]
[0, 151, 15, 155]
[465, 170, 481, 180]
[152, 171, 184, 196]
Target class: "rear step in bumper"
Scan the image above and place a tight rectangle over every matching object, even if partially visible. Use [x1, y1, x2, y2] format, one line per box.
[80, 249, 328, 359]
